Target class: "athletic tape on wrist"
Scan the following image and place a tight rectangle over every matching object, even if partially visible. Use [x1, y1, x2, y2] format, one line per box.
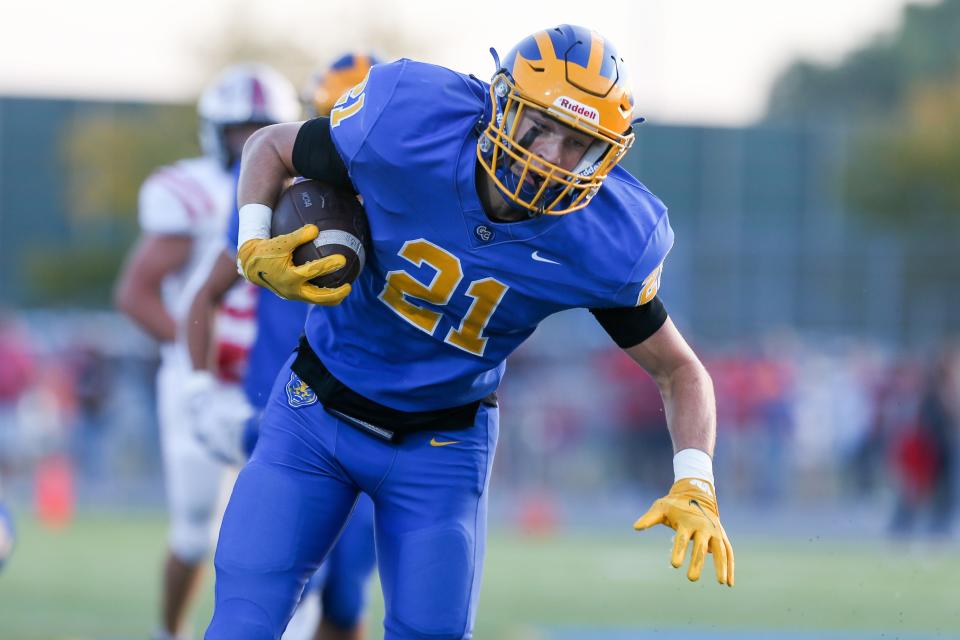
[237, 203, 273, 250]
[673, 448, 714, 485]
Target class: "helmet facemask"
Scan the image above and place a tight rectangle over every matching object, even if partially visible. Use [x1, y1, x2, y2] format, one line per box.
[478, 72, 634, 216]
[477, 25, 639, 215]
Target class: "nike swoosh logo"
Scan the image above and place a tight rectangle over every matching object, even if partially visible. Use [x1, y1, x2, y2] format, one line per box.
[688, 499, 717, 529]
[531, 250, 561, 265]
[257, 271, 285, 298]
[430, 437, 461, 447]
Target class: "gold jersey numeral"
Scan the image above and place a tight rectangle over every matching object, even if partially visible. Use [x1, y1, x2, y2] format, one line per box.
[379, 239, 463, 334]
[330, 71, 371, 128]
[638, 263, 663, 305]
[445, 278, 509, 355]
[379, 239, 509, 356]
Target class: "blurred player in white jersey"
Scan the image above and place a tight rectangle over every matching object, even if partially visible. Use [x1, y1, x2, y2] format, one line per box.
[114, 63, 299, 640]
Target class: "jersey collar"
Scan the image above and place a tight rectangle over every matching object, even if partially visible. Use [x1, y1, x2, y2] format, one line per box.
[455, 129, 560, 249]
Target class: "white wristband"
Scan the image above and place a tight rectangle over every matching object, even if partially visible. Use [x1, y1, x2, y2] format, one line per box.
[237, 203, 273, 250]
[673, 448, 714, 485]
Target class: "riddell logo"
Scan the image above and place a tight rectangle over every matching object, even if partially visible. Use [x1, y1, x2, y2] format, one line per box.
[554, 97, 599, 124]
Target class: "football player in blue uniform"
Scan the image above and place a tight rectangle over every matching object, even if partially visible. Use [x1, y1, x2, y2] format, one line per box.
[0, 493, 14, 574]
[209, 24, 735, 640]
[187, 55, 380, 640]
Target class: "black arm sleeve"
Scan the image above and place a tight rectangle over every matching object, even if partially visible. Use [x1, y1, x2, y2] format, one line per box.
[589, 296, 668, 349]
[291, 117, 357, 194]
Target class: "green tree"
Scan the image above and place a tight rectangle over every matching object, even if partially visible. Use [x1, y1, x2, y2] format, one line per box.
[61, 105, 197, 227]
[21, 105, 199, 307]
[845, 76, 960, 223]
[766, 0, 960, 123]
[765, 0, 960, 226]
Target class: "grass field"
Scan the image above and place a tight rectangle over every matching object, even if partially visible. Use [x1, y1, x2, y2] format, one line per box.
[1, 510, 958, 639]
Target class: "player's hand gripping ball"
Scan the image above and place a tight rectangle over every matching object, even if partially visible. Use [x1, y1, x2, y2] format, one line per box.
[238, 180, 370, 304]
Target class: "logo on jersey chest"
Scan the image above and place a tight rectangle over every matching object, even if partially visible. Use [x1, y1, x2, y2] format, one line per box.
[474, 225, 495, 243]
[285, 372, 317, 408]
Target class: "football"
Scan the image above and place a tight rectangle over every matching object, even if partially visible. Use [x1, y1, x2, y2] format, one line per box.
[271, 179, 370, 288]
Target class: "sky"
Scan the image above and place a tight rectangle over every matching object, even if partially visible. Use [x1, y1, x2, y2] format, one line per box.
[0, 0, 937, 125]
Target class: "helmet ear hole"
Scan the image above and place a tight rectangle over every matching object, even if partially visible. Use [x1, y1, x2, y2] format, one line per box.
[502, 103, 519, 140]
[573, 140, 609, 177]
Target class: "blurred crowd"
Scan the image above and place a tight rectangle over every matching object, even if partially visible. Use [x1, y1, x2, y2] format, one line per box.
[703, 336, 958, 537]
[0, 310, 160, 504]
[484, 320, 959, 537]
[0, 309, 957, 536]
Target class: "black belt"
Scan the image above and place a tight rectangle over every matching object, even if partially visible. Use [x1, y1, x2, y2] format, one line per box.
[290, 336, 496, 442]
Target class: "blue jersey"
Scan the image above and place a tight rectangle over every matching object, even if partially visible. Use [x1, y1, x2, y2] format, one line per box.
[226, 167, 310, 409]
[310, 59, 673, 412]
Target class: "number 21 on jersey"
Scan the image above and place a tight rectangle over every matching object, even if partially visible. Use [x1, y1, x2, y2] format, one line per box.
[379, 239, 508, 357]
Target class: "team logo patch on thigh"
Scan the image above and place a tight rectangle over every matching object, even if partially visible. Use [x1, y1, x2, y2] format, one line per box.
[285, 372, 317, 408]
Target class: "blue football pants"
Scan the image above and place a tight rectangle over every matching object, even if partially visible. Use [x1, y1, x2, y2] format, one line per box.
[243, 409, 376, 631]
[205, 369, 499, 640]
[312, 492, 376, 629]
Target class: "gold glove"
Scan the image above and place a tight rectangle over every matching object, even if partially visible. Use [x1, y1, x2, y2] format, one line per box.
[238, 224, 350, 305]
[634, 478, 735, 586]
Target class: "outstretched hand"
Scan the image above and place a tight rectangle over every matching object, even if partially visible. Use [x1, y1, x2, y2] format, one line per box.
[634, 478, 735, 586]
